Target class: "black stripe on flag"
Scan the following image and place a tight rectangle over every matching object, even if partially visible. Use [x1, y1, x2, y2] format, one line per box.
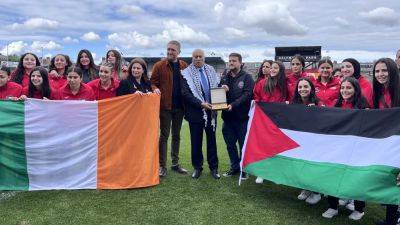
[258, 102, 400, 138]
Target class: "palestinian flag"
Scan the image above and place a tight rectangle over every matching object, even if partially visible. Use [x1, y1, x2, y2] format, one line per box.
[0, 94, 160, 191]
[241, 102, 400, 205]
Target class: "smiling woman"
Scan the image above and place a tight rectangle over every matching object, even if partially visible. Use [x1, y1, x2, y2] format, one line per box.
[20, 66, 58, 100]
[116, 58, 152, 96]
[76, 49, 99, 83]
[11, 53, 41, 88]
[48, 54, 72, 89]
[372, 58, 400, 109]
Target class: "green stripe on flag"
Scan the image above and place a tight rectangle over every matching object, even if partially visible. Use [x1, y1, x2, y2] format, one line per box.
[245, 155, 400, 205]
[0, 101, 28, 190]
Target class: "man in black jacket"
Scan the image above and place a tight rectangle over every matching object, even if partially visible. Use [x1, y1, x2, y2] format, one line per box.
[181, 49, 220, 179]
[221, 53, 254, 179]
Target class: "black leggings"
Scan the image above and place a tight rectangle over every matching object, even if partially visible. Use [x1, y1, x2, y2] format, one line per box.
[327, 196, 365, 212]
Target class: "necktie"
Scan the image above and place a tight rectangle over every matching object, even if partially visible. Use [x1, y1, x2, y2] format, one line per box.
[199, 68, 210, 103]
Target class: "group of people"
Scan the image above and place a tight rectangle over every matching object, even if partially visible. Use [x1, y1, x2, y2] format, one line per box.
[0, 49, 151, 101]
[153, 42, 400, 225]
[0, 40, 399, 225]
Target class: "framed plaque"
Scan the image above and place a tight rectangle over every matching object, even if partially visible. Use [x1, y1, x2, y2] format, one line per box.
[210, 88, 228, 110]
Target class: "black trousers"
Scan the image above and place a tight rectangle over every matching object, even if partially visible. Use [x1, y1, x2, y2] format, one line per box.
[188, 114, 218, 171]
[222, 120, 248, 171]
[159, 108, 184, 168]
[327, 196, 365, 212]
[385, 204, 399, 225]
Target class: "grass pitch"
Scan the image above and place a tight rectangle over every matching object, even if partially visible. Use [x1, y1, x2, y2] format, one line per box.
[0, 118, 386, 225]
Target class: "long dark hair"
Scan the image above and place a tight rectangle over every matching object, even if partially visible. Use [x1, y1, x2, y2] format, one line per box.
[28, 66, 52, 98]
[335, 77, 367, 109]
[372, 58, 400, 108]
[67, 66, 83, 78]
[76, 49, 99, 80]
[106, 49, 124, 78]
[291, 54, 305, 72]
[342, 58, 361, 79]
[256, 60, 273, 81]
[12, 53, 40, 84]
[317, 58, 334, 83]
[264, 61, 287, 99]
[292, 77, 319, 105]
[49, 54, 72, 77]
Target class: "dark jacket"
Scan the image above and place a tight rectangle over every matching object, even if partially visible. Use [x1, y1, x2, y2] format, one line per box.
[220, 70, 254, 121]
[181, 76, 213, 123]
[116, 76, 152, 96]
[150, 59, 188, 110]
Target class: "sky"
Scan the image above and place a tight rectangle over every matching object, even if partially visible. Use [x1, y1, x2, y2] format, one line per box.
[0, 0, 399, 63]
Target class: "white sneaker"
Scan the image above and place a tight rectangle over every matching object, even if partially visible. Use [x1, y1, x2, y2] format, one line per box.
[346, 200, 355, 211]
[297, 190, 311, 200]
[348, 210, 364, 220]
[255, 176, 264, 184]
[322, 208, 338, 219]
[338, 199, 349, 206]
[305, 193, 321, 204]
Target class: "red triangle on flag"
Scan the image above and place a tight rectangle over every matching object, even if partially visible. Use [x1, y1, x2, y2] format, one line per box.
[242, 104, 300, 168]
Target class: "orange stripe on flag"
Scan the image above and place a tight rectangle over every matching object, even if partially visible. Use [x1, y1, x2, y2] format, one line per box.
[97, 94, 160, 189]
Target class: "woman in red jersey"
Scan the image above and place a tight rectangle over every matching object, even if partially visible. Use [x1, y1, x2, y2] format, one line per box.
[292, 77, 322, 204]
[49, 54, 72, 89]
[314, 58, 340, 107]
[286, 55, 310, 101]
[11, 53, 40, 88]
[341, 58, 373, 107]
[20, 66, 58, 100]
[87, 62, 120, 100]
[372, 58, 400, 225]
[0, 66, 22, 100]
[255, 60, 273, 83]
[322, 77, 367, 221]
[253, 61, 287, 102]
[58, 66, 95, 101]
[106, 49, 127, 80]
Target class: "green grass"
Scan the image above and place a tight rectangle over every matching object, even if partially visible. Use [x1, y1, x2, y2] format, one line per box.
[0, 117, 387, 225]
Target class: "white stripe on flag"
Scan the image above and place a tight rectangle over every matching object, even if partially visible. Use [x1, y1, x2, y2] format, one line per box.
[280, 129, 400, 168]
[25, 99, 98, 190]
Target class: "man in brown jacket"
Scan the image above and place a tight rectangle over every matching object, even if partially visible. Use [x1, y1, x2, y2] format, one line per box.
[151, 40, 188, 177]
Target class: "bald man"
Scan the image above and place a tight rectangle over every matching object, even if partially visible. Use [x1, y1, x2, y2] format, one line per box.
[181, 49, 221, 179]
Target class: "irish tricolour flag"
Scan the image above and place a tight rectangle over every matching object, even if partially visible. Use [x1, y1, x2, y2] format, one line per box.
[0, 94, 160, 191]
[242, 102, 400, 205]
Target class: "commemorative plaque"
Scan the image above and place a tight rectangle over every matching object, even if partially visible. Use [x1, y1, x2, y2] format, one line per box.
[210, 88, 228, 110]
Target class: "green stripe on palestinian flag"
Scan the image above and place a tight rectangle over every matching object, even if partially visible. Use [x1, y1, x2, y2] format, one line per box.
[241, 102, 400, 205]
[0, 101, 28, 190]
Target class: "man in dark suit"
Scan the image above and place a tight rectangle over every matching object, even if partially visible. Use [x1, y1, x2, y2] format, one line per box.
[181, 49, 220, 179]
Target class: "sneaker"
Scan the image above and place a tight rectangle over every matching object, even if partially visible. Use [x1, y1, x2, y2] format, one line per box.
[159, 167, 167, 177]
[349, 210, 365, 220]
[240, 172, 248, 180]
[222, 168, 240, 177]
[297, 190, 312, 201]
[322, 208, 338, 219]
[171, 164, 188, 174]
[346, 200, 355, 211]
[255, 176, 264, 184]
[305, 193, 321, 204]
[339, 199, 349, 206]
